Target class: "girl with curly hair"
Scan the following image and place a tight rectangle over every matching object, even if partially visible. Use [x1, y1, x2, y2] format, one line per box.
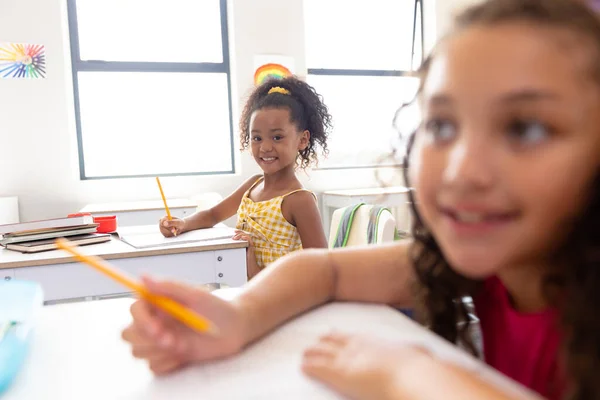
[159, 76, 331, 278]
[129, 0, 600, 398]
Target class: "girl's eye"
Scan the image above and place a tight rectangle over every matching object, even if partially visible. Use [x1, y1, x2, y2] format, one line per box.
[273, 135, 283, 141]
[507, 120, 550, 146]
[251, 136, 261, 142]
[424, 118, 457, 143]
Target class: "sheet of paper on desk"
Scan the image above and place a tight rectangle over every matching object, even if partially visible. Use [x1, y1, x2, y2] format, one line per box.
[119, 226, 237, 249]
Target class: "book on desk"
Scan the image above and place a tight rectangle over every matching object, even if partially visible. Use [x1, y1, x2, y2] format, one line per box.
[4, 233, 111, 254]
[0, 215, 110, 253]
[0, 215, 94, 236]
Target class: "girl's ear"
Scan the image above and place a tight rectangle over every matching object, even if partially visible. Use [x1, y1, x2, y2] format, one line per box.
[298, 130, 310, 151]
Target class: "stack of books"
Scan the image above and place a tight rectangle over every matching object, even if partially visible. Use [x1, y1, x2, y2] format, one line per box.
[0, 215, 111, 253]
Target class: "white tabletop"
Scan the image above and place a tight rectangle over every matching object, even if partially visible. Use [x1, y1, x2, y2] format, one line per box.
[4, 291, 541, 400]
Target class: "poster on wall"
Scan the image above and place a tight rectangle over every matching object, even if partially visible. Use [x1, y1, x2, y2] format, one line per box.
[253, 55, 295, 86]
[0, 43, 46, 79]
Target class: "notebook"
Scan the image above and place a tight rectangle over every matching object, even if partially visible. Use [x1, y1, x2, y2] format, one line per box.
[0, 225, 99, 246]
[0, 216, 95, 236]
[119, 226, 237, 249]
[4, 233, 111, 253]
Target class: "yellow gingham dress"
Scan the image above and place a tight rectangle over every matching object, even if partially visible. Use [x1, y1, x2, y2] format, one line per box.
[236, 177, 316, 270]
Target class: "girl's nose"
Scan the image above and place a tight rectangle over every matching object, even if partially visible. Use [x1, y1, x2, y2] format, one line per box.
[443, 133, 495, 192]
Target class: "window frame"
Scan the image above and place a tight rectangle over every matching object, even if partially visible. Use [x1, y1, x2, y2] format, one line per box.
[66, 0, 235, 180]
[306, 0, 425, 171]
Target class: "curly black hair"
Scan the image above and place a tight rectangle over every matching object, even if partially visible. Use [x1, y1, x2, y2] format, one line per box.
[239, 76, 332, 169]
[399, 1, 600, 399]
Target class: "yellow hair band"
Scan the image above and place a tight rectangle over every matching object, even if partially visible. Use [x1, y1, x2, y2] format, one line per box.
[268, 86, 290, 95]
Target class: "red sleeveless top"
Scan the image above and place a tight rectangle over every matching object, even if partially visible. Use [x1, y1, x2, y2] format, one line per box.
[474, 277, 565, 399]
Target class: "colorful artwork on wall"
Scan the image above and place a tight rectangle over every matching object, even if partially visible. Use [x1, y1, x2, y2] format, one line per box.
[253, 55, 295, 86]
[0, 43, 46, 79]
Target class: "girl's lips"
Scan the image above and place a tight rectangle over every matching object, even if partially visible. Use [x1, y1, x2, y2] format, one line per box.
[440, 208, 519, 236]
[260, 157, 278, 164]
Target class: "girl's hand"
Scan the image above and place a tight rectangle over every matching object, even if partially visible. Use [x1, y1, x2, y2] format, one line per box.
[159, 216, 186, 237]
[302, 333, 430, 400]
[232, 229, 254, 246]
[233, 230, 262, 279]
[121, 277, 247, 375]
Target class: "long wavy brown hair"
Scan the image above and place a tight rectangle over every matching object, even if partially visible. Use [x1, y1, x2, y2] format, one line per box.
[402, 1, 600, 399]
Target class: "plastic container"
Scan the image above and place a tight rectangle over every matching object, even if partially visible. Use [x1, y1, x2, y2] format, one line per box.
[94, 216, 117, 233]
[67, 213, 117, 233]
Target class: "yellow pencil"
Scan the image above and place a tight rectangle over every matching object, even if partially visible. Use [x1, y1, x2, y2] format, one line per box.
[156, 177, 172, 220]
[55, 238, 219, 336]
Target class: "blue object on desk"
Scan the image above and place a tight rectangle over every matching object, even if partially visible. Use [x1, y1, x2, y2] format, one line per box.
[0, 280, 43, 395]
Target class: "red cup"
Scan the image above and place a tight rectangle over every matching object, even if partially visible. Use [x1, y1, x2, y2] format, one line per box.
[94, 216, 117, 233]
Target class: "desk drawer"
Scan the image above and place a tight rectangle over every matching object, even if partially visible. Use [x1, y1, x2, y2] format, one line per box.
[14, 251, 217, 302]
[214, 248, 247, 287]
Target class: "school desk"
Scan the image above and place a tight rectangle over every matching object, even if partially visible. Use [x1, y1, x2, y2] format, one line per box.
[2, 292, 541, 400]
[0, 230, 247, 304]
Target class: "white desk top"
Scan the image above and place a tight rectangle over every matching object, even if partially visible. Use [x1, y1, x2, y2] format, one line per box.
[0, 226, 247, 270]
[4, 294, 539, 400]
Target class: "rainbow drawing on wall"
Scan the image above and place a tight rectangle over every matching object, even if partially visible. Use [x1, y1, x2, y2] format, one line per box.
[253, 63, 292, 86]
[0, 43, 46, 79]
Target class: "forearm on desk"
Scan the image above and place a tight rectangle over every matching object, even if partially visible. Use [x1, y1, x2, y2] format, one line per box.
[233, 249, 335, 345]
[182, 209, 217, 232]
[232, 241, 415, 346]
[395, 355, 530, 400]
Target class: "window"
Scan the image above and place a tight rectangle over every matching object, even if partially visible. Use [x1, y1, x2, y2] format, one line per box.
[304, 0, 423, 169]
[67, 0, 234, 179]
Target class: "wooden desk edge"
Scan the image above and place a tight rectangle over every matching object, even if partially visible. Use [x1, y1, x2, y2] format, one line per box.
[0, 241, 248, 269]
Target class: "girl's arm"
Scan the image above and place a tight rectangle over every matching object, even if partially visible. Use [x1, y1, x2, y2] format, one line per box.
[233, 240, 414, 345]
[180, 174, 262, 233]
[395, 354, 529, 400]
[123, 241, 415, 372]
[302, 334, 531, 400]
[283, 191, 328, 249]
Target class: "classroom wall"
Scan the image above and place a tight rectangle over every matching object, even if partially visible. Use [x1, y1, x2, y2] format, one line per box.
[0, 0, 453, 222]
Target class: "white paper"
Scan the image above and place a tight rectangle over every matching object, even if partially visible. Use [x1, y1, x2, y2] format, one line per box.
[120, 226, 237, 249]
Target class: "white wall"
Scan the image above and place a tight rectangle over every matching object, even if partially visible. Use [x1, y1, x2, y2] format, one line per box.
[0, 0, 458, 222]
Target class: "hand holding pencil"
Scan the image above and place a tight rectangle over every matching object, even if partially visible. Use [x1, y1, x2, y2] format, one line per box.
[159, 216, 186, 238]
[56, 238, 248, 375]
[156, 177, 181, 237]
[56, 238, 218, 335]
